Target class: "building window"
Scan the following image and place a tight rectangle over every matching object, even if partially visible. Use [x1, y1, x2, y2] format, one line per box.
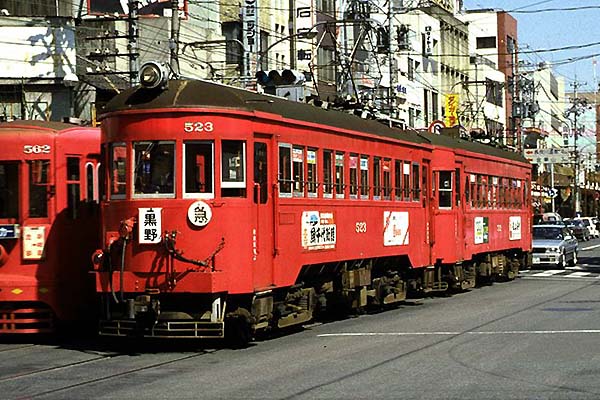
[476, 36, 496, 49]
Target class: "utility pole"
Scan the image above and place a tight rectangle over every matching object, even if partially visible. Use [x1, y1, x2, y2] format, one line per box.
[566, 80, 587, 215]
[170, 0, 180, 75]
[128, 0, 140, 86]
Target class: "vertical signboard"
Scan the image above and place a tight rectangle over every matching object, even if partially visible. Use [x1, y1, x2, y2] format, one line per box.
[295, 0, 314, 72]
[138, 208, 162, 244]
[242, 0, 259, 81]
[445, 93, 459, 127]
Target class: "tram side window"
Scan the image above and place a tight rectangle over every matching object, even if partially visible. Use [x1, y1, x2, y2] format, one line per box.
[373, 157, 381, 200]
[133, 141, 175, 197]
[412, 163, 420, 202]
[254, 142, 268, 204]
[292, 146, 304, 197]
[383, 158, 391, 200]
[0, 163, 18, 219]
[86, 163, 95, 202]
[66, 157, 81, 219]
[221, 140, 246, 197]
[184, 141, 214, 198]
[278, 144, 292, 197]
[394, 160, 402, 200]
[335, 152, 345, 199]
[110, 143, 126, 199]
[307, 148, 317, 198]
[403, 162, 410, 201]
[438, 170, 452, 209]
[360, 155, 369, 199]
[454, 167, 460, 206]
[28, 160, 49, 218]
[323, 150, 333, 198]
[349, 154, 359, 198]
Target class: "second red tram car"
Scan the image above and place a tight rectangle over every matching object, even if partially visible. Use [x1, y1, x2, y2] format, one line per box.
[93, 74, 532, 342]
[0, 121, 100, 333]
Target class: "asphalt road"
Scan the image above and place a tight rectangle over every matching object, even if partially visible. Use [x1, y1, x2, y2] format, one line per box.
[3, 242, 600, 399]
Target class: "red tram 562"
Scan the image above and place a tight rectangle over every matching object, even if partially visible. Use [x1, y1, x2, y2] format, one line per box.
[0, 121, 100, 334]
[93, 67, 531, 343]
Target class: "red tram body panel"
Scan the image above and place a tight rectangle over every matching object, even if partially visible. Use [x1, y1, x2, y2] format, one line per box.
[0, 121, 100, 333]
[94, 79, 532, 340]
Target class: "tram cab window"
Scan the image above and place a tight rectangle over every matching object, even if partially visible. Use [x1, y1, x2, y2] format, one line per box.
[133, 141, 175, 198]
[438, 170, 452, 209]
[109, 143, 126, 199]
[0, 162, 18, 219]
[28, 160, 49, 218]
[221, 140, 246, 197]
[184, 141, 214, 198]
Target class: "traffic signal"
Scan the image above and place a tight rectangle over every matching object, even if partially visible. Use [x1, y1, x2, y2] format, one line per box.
[255, 69, 306, 87]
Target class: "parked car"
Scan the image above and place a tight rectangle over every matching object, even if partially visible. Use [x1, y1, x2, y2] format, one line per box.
[532, 224, 578, 268]
[564, 219, 591, 241]
[533, 212, 563, 225]
[579, 217, 600, 238]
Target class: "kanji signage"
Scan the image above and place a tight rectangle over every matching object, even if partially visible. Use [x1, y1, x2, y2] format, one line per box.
[138, 208, 162, 244]
[187, 200, 213, 227]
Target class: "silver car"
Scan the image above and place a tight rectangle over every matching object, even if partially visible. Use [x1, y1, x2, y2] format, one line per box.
[532, 224, 579, 268]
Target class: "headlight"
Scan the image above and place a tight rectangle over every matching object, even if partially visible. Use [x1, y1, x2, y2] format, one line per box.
[546, 247, 560, 253]
[139, 61, 169, 90]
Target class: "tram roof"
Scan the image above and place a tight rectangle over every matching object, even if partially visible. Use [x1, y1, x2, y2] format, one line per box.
[101, 79, 528, 164]
[0, 120, 87, 132]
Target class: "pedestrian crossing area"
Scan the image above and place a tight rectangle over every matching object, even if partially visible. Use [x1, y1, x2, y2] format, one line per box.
[520, 268, 600, 280]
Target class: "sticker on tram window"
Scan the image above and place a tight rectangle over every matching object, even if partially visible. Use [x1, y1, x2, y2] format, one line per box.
[23, 145, 51, 154]
[184, 122, 214, 133]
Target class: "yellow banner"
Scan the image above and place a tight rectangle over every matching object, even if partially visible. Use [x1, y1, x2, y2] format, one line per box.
[445, 93, 459, 127]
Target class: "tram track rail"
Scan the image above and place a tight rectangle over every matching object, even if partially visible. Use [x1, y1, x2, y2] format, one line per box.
[4, 348, 217, 400]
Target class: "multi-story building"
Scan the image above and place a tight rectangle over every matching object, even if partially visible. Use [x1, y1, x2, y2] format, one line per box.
[460, 8, 517, 147]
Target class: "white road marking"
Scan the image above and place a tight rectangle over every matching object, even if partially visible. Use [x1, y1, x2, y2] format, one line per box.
[564, 271, 592, 277]
[318, 330, 600, 338]
[581, 243, 600, 251]
[530, 270, 565, 277]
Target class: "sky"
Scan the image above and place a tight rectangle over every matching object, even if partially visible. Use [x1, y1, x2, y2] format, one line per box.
[463, 0, 600, 94]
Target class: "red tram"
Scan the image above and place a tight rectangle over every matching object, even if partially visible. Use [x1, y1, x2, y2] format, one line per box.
[0, 121, 100, 333]
[94, 72, 532, 342]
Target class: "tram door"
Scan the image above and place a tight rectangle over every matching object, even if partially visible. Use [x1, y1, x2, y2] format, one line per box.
[432, 164, 463, 263]
[252, 138, 275, 288]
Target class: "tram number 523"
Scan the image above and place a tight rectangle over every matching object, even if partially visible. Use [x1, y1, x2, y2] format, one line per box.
[355, 222, 367, 233]
[184, 121, 214, 133]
